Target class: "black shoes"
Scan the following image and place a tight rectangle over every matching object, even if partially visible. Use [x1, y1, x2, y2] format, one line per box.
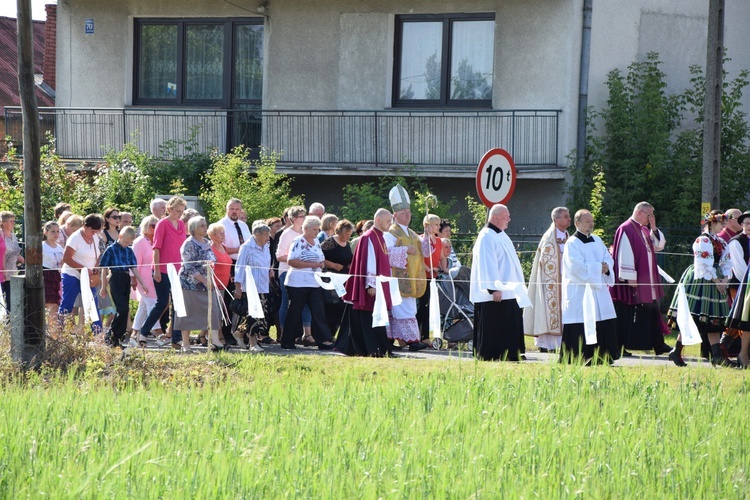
[408, 342, 429, 352]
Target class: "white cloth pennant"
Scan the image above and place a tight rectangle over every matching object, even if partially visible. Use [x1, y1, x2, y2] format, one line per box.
[493, 280, 533, 308]
[373, 276, 402, 327]
[658, 266, 675, 284]
[243, 266, 265, 319]
[167, 263, 187, 317]
[0, 282, 5, 318]
[314, 272, 351, 298]
[582, 284, 598, 345]
[79, 268, 99, 323]
[429, 278, 442, 339]
[676, 283, 702, 345]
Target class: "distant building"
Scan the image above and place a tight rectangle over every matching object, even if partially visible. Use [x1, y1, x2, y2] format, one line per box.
[10, 1, 750, 228]
[0, 6, 56, 156]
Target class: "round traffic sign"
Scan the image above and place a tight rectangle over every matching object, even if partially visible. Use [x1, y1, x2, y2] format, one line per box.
[475, 148, 517, 208]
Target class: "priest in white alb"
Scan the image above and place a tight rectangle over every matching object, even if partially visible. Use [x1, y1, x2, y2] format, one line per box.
[524, 207, 570, 352]
[470, 204, 526, 361]
[560, 209, 619, 364]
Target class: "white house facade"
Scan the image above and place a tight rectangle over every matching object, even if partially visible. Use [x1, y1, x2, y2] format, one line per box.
[8, 0, 749, 228]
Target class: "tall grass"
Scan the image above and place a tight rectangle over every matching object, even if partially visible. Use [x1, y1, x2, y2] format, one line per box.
[0, 354, 748, 497]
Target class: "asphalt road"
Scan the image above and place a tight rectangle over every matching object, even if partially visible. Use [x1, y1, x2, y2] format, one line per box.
[131, 340, 718, 368]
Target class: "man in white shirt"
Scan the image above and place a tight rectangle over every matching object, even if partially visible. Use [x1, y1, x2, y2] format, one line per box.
[219, 198, 251, 344]
[220, 198, 251, 262]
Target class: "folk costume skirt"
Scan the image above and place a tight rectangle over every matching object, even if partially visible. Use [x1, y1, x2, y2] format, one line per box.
[667, 264, 727, 333]
[726, 265, 750, 331]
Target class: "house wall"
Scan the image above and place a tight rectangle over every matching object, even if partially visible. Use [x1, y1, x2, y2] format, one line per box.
[588, 0, 750, 129]
[55, 0, 750, 229]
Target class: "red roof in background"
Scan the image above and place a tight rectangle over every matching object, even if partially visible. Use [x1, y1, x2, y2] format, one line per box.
[0, 16, 55, 114]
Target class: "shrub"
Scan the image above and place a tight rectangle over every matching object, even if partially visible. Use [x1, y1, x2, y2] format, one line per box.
[201, 146, 303, 223]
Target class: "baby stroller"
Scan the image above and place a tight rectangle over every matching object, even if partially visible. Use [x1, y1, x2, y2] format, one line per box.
[432, 265, 474, 350]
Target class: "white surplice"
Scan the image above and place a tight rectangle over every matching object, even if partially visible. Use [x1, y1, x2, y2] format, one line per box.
[470, 226, 525, 304]
[562, 234, 616, 324]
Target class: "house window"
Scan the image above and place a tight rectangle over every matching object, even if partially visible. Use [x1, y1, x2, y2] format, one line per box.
[393, 14, 495, 108]
[134, 18, 263, 106]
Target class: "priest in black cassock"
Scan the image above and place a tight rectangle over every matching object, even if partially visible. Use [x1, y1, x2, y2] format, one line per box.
[470, 204, 526, 361]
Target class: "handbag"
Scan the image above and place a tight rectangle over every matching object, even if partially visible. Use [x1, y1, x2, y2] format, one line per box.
[229, 295, 248, 316]
[88, 240, 101, 287]
[88, 269, 101, 288]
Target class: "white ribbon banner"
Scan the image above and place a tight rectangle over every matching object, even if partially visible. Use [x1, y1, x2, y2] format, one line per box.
[583, 283, 597, 345]
[429, 278, 442, 339]
[167, 263, 187, 317]
[373, 276, 402, 328]
[676, 283, 702, 345]
[658, 266, 675, 284]
[493, 280, 533, 308]
[79, 268, 100, 323]
[314, 272, 351, 298]
[243, 266, 265, 319]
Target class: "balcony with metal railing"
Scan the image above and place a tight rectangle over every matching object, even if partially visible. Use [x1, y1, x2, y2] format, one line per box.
[4, 107, 563, 177]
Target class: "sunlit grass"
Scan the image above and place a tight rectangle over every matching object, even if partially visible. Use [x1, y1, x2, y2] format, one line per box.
[0, 352, 748, 497]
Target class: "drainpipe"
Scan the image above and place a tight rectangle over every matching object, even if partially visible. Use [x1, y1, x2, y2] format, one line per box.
[576, 0, 592, 172]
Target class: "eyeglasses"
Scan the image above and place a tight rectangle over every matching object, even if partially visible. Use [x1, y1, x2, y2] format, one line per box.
[149, 224, 157, 228]
[110, 215, 120, 220]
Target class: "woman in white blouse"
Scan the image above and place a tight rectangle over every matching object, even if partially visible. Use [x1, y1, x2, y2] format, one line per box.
[280, 216, 335, 350]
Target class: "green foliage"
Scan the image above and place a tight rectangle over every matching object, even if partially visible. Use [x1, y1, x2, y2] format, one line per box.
[201, 146, 303, 223]
[571, 52, 750, 239]
[152, 126, 214, 196]
[0, 134, 91, 220]
[96, 141, 156, 219]
[588, 165, 607, 241]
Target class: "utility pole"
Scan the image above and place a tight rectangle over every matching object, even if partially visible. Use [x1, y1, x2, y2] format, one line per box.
[701, 0, 724, 213]
[16, 0, 46, 364]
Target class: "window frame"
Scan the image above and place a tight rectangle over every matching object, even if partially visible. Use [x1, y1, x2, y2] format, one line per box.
[133, 17, 264, 107]
[392, 13, 496, 109]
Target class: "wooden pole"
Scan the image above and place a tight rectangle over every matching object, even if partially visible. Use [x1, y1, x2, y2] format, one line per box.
[702, 0, 724, 211]
[16, 0, 46, 364]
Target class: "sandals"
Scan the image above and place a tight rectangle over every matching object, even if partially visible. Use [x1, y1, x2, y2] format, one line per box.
[301, 335, 317, 347]
[258, 336, 278, 345]
[198, 334, 208, 347]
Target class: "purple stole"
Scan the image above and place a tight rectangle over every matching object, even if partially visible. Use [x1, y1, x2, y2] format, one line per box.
[610, 219, 664, 305]
[344, 227, 392, 312]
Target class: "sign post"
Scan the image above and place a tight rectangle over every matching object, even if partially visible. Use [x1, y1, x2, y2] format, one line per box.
[475, 148, 517, 208]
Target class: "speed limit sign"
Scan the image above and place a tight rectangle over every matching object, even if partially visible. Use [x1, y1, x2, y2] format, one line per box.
[475, 148, 517, 208]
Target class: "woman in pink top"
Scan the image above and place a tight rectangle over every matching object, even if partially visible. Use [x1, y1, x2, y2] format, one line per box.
[139, 196, 187, 347]
[131, 215, 161, 346]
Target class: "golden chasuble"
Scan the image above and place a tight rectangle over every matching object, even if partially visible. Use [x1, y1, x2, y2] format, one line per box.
[389, 224, 426, 298]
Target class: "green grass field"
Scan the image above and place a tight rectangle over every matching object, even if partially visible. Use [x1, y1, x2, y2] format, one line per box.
[1, 351, 748, 498]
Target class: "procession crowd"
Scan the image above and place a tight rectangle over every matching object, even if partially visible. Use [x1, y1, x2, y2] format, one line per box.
[2, 187, 748, 368]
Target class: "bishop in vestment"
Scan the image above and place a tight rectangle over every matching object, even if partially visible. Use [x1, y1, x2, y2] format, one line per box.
[383, 185, 430, 351]
[524, 207, 570, 352]
[610, 202, 671, 355]
[560, 210, 618, 364]
[470, 204, 525, 361]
